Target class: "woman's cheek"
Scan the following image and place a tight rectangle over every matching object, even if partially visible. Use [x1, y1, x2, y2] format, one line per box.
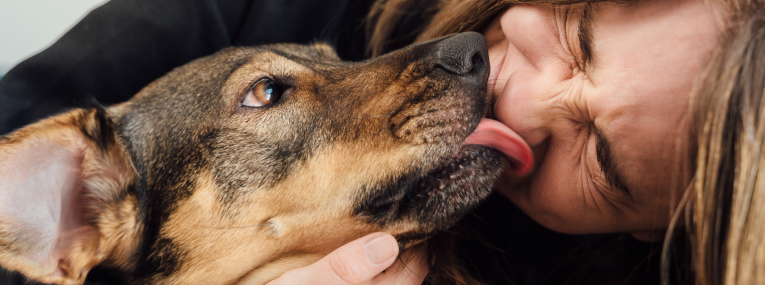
[523, 138, 603, 233]
[512, 147, 584, 232]
[486, 40, 508, 91]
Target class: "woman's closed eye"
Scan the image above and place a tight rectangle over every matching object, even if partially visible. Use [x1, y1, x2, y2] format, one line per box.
[590, 125, 634, 200]
[562, 4, 595, 73]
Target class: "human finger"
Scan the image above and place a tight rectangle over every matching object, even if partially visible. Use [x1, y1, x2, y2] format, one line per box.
[267, 232, 399, 285]
[367, 244, 428, 284]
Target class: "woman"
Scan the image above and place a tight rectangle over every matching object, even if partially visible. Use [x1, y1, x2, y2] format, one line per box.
[1, 0, 762, 284]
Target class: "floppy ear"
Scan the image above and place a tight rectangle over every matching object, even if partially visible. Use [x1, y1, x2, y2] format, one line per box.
[0, 108, 136, 285]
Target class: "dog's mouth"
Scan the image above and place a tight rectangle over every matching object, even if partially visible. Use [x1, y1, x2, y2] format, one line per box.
[400, 117, 533, 219]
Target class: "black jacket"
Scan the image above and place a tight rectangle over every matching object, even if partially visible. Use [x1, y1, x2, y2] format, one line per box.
[0, 0, 378, 135]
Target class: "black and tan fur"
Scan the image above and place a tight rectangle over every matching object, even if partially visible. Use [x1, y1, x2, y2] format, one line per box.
[0, 32, 500, 284]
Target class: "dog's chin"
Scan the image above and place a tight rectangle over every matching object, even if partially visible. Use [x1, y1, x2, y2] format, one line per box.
[370, 144, 502, 248]
[407, 145, 502, 224]
[355, 144, 501, 245]
[416, 145, 500, 193]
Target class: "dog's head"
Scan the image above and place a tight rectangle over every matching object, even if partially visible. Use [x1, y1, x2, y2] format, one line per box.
[0, 32, 501, 284]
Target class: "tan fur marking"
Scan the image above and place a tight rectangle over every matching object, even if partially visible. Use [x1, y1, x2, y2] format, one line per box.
[155, 136, 438, 284]
[157, 168, 381, 284]
[98, 195, 140, 271]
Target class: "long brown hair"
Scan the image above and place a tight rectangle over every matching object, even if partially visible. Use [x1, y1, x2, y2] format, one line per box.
[691, 2, 765, 284]
[368, 0, 765, 284]
[366, 0, 604, 58]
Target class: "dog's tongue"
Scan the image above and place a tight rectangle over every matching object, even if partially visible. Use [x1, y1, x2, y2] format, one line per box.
[464, 118, 534, 176]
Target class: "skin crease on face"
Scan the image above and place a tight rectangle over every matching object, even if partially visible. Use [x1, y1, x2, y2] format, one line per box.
[481, 0, 724, 235]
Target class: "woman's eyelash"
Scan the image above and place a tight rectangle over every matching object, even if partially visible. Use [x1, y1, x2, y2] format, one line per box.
[592, 126, 634, 200]
[577, 4, 595, 69]
[563, 5, 595, 72]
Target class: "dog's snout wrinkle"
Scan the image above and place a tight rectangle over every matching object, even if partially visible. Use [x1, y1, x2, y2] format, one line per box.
[389, 95, 478, 146]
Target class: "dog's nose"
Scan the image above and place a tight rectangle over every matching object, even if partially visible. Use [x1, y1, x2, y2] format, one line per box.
[435, 32, 489, 76]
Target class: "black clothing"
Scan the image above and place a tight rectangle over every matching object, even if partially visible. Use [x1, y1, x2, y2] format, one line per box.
[0, 1, 664, 284]
[0, 0, 376, 135]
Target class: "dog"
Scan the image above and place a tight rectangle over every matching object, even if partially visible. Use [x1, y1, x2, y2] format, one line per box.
[0, 32, 501, 284]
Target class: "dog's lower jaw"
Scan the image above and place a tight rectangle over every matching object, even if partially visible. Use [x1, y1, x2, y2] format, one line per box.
[354, 145, 503, 248]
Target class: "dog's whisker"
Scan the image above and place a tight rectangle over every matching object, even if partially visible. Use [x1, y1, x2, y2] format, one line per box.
[467, 211, 506, 234]
[200, 222, 272, 230]
[232, 38, 256, 56]
[363, 113, 393, 119]
[128, 158, 142, 179]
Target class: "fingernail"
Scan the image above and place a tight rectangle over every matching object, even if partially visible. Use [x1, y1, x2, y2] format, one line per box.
[363, 234, 397, 265]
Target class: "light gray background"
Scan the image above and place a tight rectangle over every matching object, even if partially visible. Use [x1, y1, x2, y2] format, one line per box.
[0, 0, 108, 76]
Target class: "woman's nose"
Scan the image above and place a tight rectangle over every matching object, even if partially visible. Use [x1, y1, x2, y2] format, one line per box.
[489, 5, 582, 148]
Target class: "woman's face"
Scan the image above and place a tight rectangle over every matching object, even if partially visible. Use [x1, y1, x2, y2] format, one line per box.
[483, 0, 722, 234]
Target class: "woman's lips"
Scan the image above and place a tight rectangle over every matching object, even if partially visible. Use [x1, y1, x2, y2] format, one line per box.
[464, 118, 534, 176]
[469, 43, 531, 175]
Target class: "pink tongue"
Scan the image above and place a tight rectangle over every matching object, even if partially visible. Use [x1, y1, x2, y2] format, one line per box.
[464, 118, 534, 176]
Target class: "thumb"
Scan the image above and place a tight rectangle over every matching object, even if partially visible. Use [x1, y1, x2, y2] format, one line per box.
[268, 233, 399, 285]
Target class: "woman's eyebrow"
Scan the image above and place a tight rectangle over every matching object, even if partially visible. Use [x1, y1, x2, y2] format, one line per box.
[578, 4, 595, 67]
[594, 126, 634, 200]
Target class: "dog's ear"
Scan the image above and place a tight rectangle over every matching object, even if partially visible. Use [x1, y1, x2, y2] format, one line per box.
[0, 108, 135, 285]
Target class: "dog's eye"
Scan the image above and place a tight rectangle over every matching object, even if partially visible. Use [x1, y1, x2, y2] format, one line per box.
[242, 79, 281, 107]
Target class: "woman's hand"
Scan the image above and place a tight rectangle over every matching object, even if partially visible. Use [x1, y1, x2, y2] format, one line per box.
[268, 233, 428, 285]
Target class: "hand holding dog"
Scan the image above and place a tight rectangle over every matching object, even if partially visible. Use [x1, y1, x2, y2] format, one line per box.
[268, 233, 427, 285]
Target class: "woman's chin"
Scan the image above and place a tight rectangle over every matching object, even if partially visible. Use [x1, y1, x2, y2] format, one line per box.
[492, 159, 532, 199]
